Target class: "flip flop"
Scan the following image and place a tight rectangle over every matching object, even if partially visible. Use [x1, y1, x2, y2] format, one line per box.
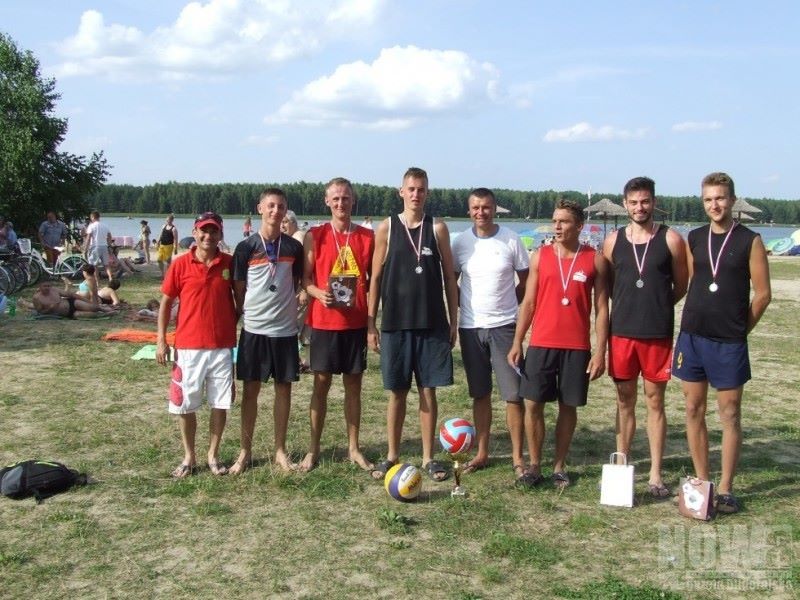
[370, 459, 396, 481]
[552, 471, 570, 489]
[648, 482, 671, 499]
[515, 465, 544, 489]
[715, 493, 741, 514]
[208, 462, 228, 476]
[461, 460, 488, 475]
[171, 463, 196, 479]
[423, 460, 450, 482]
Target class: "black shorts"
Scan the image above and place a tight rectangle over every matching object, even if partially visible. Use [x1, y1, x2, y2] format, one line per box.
[519, 347, 591, 407]
[309, 328, 367, 375]
[236, 330, 299, 383]
[380, 328, 453, 391]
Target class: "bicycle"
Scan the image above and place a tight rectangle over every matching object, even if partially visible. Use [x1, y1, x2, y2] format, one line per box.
[14, 238, 89, 286]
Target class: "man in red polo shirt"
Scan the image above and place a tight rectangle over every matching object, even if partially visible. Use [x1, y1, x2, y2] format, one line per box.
[156, 212, 239, 478]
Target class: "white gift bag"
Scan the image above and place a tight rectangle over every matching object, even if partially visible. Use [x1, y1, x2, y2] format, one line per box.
[600, 452, 635, 507]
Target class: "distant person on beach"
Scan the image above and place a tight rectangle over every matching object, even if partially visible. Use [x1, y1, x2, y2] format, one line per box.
[367, 167, 459, 483]
[243, 216, 252, 238]
[602, 177, 688, 498]
[299, 177, 374, 473]
[139, 220, 151, 263]
[38, 211, 68, 265]
[452, 188, 530, 483]
[83, 211, 115, 282]
[230, 188, 304, 474]
[156, 214, 178, 277]
[282, 210, 306, 244]
[508, 199, 609, 489]
[28, 280, 116, 318]
[672, 172, 771, 514]
[64, 265, 123, 306]
[282, 209, 311, 367]
[156, 212, 238, 479]
[361, 216, 373, 230]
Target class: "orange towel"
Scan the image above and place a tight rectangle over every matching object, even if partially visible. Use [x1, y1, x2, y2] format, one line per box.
[102, 329, 176, 345]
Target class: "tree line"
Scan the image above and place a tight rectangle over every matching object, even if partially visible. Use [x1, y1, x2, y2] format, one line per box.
[88, 182, 800, 225]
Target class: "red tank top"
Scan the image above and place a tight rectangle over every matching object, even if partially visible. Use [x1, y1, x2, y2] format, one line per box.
[307, 224, 373, 330]
[530, 244, 596, 350]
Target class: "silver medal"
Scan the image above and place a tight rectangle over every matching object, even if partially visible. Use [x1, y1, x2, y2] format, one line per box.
[561, 297, 569, 306]
[635, 279, 644, 289]
[709, 282, 719, 293]
[415, 265, 423, 274]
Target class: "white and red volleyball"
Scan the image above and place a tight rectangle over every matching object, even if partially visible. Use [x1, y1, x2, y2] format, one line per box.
[439, 418, 475, 454]
[384, 463, 422, 502]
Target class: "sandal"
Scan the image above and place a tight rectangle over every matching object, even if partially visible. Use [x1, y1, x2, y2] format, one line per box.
[462, 460, 488, 475]
[552, 471, 570, 489]
[423, 460, 450, 482]
[715, 493, 741, 514]
[370, 459, 396, 481]
[171, 463, 196, 479]
[515, 465, 544, 489]
[647, 482, 671, 499]
[208, 462, 228, 476]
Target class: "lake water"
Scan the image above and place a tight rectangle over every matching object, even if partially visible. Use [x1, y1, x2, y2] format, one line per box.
[99, 215, 799, 247]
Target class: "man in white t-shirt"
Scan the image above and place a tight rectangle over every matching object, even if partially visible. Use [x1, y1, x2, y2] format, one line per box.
[83, 210, 114, 281]
[452, 188, 530, 484]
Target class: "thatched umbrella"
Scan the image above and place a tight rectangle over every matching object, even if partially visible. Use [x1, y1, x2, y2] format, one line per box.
[732, 198, 762, 222]
[584, 198, 628, 237]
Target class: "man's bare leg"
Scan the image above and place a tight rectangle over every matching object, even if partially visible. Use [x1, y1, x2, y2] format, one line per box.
[643, 380, 668, 487]
[273, 381, 295, 471]
[506, 401, 525, 474]
[614, 379, 638, 460]
[683, 380, 710, 480]
[371, 389, 408, 479]
[552, 402, 577, 475]
[342, 372, 372, 471]
[230, 380, 260, 475]
[717, 387, 743, 495]
[207, 408, 227, 474]
[524, 399, 545, 477]
[173, 413, 197, 477]
[300, 372, 332, 472]
[465, 394, 491, 472]
[418, 386, 440, 474]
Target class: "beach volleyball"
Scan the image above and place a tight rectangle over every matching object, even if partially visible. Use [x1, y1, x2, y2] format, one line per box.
[439, 418, 475, 454]
[384, 463, 422, 502]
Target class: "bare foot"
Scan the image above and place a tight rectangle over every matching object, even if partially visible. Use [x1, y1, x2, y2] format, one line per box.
[274, 450, 296, 472]
[348, 450, 374, 472]
[208, 458, 228, 476]
[228, 451, 251, 476]
[171, 463, 196, 479]
[462, 457, 489, 474]
[298, 452, 319, 473]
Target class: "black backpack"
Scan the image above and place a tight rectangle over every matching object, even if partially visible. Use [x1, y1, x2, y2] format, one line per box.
[0, 460, 87, 503]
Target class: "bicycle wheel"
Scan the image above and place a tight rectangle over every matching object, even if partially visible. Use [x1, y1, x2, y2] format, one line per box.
[27, 257, 43, 285]
[60, 255, 88, 278]
[5, 261, 28, 293]
[0, 265, 11, 296]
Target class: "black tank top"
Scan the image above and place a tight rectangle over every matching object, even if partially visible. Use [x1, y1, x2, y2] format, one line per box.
[610, 225, 674, 338]
[159, 224, 175, 245]
[680, 224, 758, 342]
[380, 214, 448, 331]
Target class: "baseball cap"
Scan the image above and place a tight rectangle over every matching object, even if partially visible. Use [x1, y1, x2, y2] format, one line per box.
[194, 211, 223, 231]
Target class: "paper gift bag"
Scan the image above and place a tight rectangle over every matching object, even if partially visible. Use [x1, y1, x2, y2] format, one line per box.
[600, 452, 635, 507]
[678, 477, 715, 521]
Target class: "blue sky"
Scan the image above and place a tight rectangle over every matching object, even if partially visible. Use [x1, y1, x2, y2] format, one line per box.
[2, 1, 798, 198]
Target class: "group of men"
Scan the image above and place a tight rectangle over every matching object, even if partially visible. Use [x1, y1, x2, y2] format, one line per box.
[158, 169, 770, 514]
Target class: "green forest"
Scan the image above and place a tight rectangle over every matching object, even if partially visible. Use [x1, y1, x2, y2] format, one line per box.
[89, 181, 800, 224]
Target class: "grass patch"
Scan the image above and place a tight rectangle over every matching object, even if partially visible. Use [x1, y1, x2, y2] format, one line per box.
[483, 532, 562, 567]
[554, 574, 684, 599]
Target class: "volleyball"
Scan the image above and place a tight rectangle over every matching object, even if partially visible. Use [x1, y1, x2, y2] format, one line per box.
[439, 418, 475, 454]
[384, 463, 422, 502]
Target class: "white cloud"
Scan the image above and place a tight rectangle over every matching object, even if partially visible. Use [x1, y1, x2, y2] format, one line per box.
[543, 122, 649, 143]
[671, 120, 723, 133]
[265, 45, 500, 130]
[54, 0, 385, 81]
[508, 66, 627, 108]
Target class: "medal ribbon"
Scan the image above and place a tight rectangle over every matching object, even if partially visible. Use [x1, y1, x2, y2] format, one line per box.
[556, 244, 581, 301]
[707, 223, 737, 285]
[630, 222, 656, 282]
[260, 233, 281, 278]
[400, 214, 424, 269]
[330, 222, 352, 272]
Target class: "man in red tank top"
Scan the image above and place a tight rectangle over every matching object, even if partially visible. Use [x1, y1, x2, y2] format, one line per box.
[508, 199, 609, 488]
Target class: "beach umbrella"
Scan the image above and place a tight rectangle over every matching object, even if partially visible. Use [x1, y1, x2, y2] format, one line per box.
[496, 205, 511, 215]
[178, 236, 194, 249]
[534, 224, 554, 234]
[584, 198, 627, 238]
[731, 198, 762, 222]
[791, 228, 800, 245]
[519, 235, 535, 250]
[769, 238, 794, 255]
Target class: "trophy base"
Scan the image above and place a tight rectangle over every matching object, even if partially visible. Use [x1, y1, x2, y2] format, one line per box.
[451, 485, 467, 498]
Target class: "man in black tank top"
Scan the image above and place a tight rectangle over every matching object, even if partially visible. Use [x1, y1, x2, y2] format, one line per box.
[157, 214, 179, 277]
[602, 177, 688, 498]
[673, 172, 771, 514]
[367, 167, 459, 483]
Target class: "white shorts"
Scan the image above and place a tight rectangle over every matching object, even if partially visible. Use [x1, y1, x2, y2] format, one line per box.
[168, 348, 234, 415]
[88, 246, 110, 267]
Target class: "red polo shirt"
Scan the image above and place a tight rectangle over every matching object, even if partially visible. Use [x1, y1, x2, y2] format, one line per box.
[162, 248, 237, 349]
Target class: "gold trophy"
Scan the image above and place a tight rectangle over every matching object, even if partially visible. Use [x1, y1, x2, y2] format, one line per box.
[439, 418, 476, 498]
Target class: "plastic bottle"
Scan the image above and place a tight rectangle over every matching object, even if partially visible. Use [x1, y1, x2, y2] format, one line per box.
[8, 296, 16, 316]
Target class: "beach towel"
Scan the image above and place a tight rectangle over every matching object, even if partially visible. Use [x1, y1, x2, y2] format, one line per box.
[102, 329, 176, 345]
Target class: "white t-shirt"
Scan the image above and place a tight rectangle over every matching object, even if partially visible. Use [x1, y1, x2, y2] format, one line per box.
[452, 225, 529, 328]
[85, 220, 111, 249]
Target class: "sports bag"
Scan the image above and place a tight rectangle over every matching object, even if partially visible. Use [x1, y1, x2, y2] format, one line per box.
[0, 460, 86, 503]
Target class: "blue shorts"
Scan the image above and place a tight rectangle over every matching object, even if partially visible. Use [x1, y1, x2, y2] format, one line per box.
[672, 332, 751, 389]
[380, 328, 453, 391]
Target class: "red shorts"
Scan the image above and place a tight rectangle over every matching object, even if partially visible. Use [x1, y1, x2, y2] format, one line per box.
[608, 335, 672, 382]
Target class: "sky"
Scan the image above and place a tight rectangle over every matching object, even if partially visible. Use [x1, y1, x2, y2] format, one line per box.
[2, 0, 799, 199]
